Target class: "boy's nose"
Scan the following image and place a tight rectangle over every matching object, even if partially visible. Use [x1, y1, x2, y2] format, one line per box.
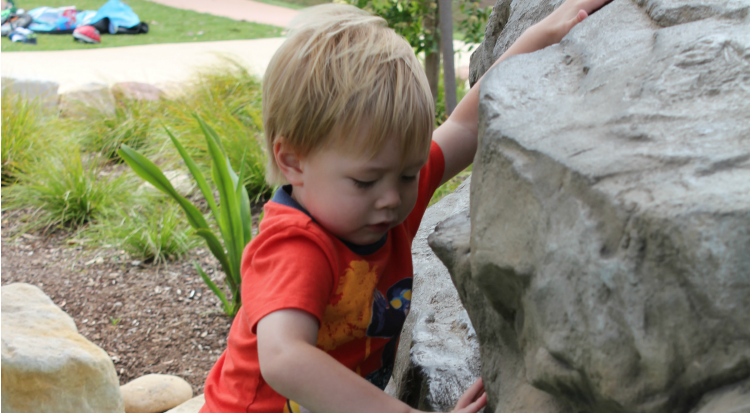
[375, 187, 401, 210]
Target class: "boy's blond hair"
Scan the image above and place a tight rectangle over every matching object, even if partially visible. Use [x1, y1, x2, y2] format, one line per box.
[262, 4, 434, 185]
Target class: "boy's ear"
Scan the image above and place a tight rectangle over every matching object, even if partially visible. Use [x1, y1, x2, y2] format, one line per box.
[273, 139, 305, 186]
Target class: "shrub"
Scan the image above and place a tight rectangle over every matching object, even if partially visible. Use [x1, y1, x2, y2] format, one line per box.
[119, 118, 255, 317]
[74, 97, 164, 161]
[3, 150, 129, 231]
[87, 201, 197, 264]
[163, 61, 271, 202]
[1, 91, 52, 185]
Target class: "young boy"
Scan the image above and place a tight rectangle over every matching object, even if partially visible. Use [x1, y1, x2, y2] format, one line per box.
[202, 0, 607, 411]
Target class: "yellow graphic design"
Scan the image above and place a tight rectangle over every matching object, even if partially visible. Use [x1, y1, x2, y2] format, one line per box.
[390, 290, 411, 309]
[283, 400, 313, 413]
[317, 260, 379, 351]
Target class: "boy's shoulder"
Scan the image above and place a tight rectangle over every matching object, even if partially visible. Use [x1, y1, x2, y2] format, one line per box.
[247, 186, 339, 262]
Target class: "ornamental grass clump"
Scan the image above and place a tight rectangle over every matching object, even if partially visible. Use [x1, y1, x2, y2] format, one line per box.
[1, 91, 54, 185]
[119, 117, 255, 317]
[75, 96, 164, 162]
[86, 201, 197, 264]
[3, 150, 129, 231]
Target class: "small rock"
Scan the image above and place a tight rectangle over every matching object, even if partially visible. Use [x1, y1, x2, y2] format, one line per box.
[112, 82, 164, 102]
[131, 260, 142, 267]
[121, 374, 193, 413]
[1, 76, 60, 109]
[165, 394, 205, 413]
[85, 256, 105, 266]
[60, 83, 116, 117]
[138, 170, 195, 197]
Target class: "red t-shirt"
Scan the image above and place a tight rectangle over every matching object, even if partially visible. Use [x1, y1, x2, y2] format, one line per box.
[201, 141, 445, 413]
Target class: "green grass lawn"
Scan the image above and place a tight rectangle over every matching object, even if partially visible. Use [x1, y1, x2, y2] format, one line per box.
[1, 0, 282, 52]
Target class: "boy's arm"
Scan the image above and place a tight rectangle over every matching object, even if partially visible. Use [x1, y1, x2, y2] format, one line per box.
[257, 309, 487, 413]
[433, 0, 611, 185]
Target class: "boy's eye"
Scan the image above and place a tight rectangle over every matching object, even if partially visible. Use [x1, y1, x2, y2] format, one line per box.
[402, 175, 417, 183]
[353, 179, 376, 189]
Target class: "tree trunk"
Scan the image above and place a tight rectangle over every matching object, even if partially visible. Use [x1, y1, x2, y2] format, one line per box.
[438, 0, 456, 115]
[423, 2, 440, 106]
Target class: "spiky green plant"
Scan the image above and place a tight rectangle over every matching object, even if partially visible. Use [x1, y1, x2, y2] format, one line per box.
[118, 117, 254, 317]
[163, 61, 271, 202]
[1, 91, 52, 185]
[3, 150, 129, 231]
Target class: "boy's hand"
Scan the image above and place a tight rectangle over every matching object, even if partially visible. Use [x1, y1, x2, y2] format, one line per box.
[434, 0, 613, 184]
[534, 0, 613, 47]
[450, 378, 487, 413]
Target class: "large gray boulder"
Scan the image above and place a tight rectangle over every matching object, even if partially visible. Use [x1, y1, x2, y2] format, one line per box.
[388, 179, 482, 411]
[436, 0, 750, 412]
[1, 283, 125, 413]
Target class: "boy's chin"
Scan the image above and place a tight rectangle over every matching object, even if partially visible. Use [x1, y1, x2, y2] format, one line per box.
[342, 230, 388, 246]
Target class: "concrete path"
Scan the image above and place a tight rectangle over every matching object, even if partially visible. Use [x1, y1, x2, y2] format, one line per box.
[1, 38, 286, 94]
[1, 37, 474, 94]
[147, 0, 299, 28]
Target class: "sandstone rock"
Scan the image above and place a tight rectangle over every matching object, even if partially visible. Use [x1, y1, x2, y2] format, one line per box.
[137, 169, 195, 197]
[60, 82, 116, 117]
[1, 76, 60, 109]
[1, 283, 125, 413]
[121, 374, 193, 413]
[165, 394, 205, 413]
[388, 178, 482, 411]
[113, 82, 164, 102]
[436, 0, 750, 412]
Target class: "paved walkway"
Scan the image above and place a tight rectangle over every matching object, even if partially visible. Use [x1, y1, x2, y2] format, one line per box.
[146, 0, 299, 28]
[2, 38, 474, 94]
[1, 38, 286, 94]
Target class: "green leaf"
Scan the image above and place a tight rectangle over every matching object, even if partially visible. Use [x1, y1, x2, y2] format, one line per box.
[193, 261, 233, 316]
[163, 126, 220, 221]
[235, 150, 253, 245]
[195, 228, 237, 291]
[198, 118, 244, 288]
[118, 145, 209, 231]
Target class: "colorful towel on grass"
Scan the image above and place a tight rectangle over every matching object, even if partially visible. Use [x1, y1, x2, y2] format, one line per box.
[28, 0, 141, 34]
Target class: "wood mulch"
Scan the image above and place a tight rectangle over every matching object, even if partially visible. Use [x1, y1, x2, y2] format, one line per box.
[0, 208, 244, 396]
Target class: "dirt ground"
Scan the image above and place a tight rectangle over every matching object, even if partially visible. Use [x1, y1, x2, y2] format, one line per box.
[1, 208, 241, 395]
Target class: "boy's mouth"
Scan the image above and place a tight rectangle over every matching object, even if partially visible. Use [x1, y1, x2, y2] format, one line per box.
[367, 222, 392, 232]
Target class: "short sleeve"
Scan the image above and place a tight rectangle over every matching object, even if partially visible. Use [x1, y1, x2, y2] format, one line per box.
[240, 226, 337, 333]
[403, 140, 445, 237]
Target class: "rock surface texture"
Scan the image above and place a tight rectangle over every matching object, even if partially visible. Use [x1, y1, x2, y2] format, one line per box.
[1, 283, 125, 413]
[120, 374, 193, 413]
[165, 394, 206, 413]
[388, 180, 481, 411]
[438, 0, 750, 412]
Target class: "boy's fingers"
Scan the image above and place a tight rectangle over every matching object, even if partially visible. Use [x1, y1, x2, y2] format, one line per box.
[457, 378, 485, 408]
[467, 377, 485, 400]
[461, 393, 487, 413]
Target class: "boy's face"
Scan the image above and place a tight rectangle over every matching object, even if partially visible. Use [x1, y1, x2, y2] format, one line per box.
[289, 134, 428, 246]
